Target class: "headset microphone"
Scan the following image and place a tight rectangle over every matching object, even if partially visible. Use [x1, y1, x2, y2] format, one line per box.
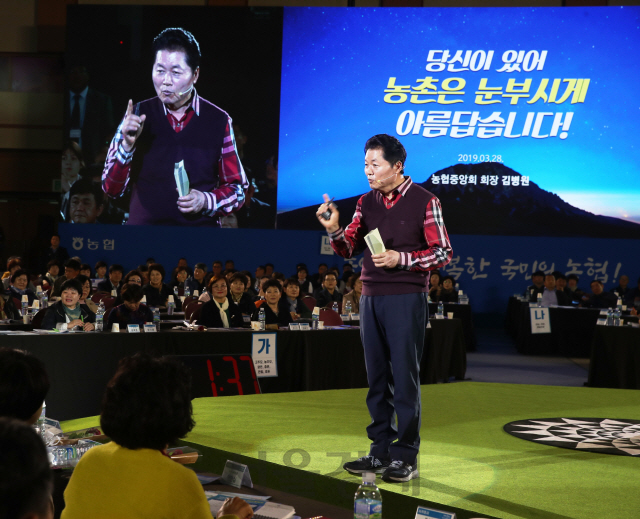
[176, 83, 194, 97]
[376, 172, 398, 184]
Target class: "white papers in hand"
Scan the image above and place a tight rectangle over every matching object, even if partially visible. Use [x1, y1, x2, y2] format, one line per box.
[364, 228, 386, 255]
[174, 160, 190, 197]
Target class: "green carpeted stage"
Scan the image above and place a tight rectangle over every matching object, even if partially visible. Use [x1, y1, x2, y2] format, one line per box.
[62, 382, 640, 519]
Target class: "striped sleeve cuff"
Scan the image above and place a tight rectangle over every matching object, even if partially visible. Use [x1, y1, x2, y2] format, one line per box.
[397, 252, 412, 270]
[328, 227, 345, 241]
[116, 142, 134, 164]
[203, 191, 217, 216]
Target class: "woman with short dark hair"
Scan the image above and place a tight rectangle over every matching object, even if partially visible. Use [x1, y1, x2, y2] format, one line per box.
[8, 269, 36, 306]
[251, 279, 292, 328]
[76, 274, 97, 314]
[280, 278, 312, 319]
[61, 353, 251, 519]
[40, 278, 95, 331]
[431, 275, 458, 303]
[228, 272, 255, 316]
[142, 263, 172, 307]
[107, 284, 153, 328]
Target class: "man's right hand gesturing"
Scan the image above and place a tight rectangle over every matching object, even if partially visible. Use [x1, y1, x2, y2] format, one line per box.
[316, 193, 340, 233]
[121, 99, 146, 152]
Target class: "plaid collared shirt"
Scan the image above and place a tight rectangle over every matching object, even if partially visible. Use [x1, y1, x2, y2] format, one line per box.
[102, 91, 248, 218]
[328, 177, 453, 271]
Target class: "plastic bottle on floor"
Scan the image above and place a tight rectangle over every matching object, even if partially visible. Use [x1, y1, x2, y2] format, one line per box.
[354, 472, 382, 519]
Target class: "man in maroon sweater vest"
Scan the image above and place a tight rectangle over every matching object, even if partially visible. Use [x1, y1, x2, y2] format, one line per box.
[102, 28, 247, 226]
[317, 134, 452, 482]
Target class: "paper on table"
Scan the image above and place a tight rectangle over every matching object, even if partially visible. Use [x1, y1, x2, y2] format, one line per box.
[364, 228, 386, 255]
[174, 160, 190, 197]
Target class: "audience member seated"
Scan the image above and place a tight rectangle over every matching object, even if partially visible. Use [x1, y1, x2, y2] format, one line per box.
[580, 279, 617, 309]
[252, 276, 271, 303]
[211, 260, 223, 278]
[296, 266, 314, 294]
[41, 279, 95, 331]
[96, 264, 124, 295]
[0, 295, 20, 320]
[251, 279, 292, 328]
[564, 274, 585, 302]
[176, 257, 193, 278]
[0, 347, 49, 424]
[185, 262, 207, 296]
[137, 264, 150, 285]
[555, 273, 567, 294]
[197, 276, 244, 329]
[94, 260, 108, 280]
[341, 263, 354, 284]
[432, 275, 459, 303]
[76, 274, 98, 313]
[107, 284, 153, 328]
[253, 265, 266, 292]
[240, 270, 257, 297]
[530, 274, 571, 306]
[0, 417, 54, 519]
[280, 278, 312, 319]
[61, 353, 250, 519]
[2, 259, 24, 291]
[168, 266, 188, 293]
[427, 270, 442, 300]
[265, 263, 274, 277]
[113, 270, 144, 305]
[525, 270, 545, 299]
[142, 263, 172, 308]
[342, 273, 362, 314]
[272, 272, 286, 286]
[7, 269, 36, 306]
[41, 260, 60, 290]
[611, 275, 633, 304]
[80, 264, 92, 278]
[315, 271, 343, 308]
[41, 234, 69, 275]
[228, 273, 255, 316]
[329, 267, 346, 293]
[310, 263, 328, 288]
[51, 259, 81, 298]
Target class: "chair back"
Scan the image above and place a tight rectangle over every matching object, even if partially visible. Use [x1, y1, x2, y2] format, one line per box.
[182, 296, 198, 308]
[302, 296, 316, 312]
[190, 304, 204, 323]
[31, 308, 48, 329]
[319, 308, 343, 326]
[101, 296, 116, 309]
[91, 293, 108, 304]
[185, 301, 203, 321]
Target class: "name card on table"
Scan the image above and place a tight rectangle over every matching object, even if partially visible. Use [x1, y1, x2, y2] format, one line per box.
[340, 314, 349, 321]
[220, 460, 253, 489]
[530, 307, 551, 334]
[289, 323, 300, 330]
[127, 324, 140, 333]
[299, 323, 310, 331]
[435, 314, 444, 319]
[415, 506, 456, 519]
[252, 333, 277, 378]
[144, 323, 157, 333]
[350, 313, 360, 321]
[599, 310, 609, 316]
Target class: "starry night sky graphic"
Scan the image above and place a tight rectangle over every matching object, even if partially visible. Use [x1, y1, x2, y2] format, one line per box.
[277, 7, 640, 222]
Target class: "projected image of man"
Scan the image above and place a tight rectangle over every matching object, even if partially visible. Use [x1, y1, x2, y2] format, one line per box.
[316, 134, 452, 482]
[102, 28, 248, 226]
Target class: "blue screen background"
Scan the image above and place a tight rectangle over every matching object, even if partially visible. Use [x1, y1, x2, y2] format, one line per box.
[278, 7, 640, 224]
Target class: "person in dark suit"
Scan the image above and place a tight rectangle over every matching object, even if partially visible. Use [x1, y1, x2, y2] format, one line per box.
[314, 271, 343, 308]
[65, 64, 115, 165]
[525, 270, 545, 299]
[580, 279, 617, 309]
[251, 279, 292, 328]
[96, 264, 124, 296]
[279, 277, 312, 319]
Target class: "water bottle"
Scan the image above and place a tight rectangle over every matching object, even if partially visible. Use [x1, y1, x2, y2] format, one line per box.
[184, 284, 191, 297]
[167, 300, 175, 316]
[41, 291, 48, 309]
[312, 308, 320, 329]
[21, 300, 28, 317]
[258, 307, 266, 330]
[153, 308, 160, 331]
[437, 301, 444, 317]
[613, 307, 621, 327]
[37, 401, 47, 442]
[606, 309, 613, 326]
[332, 302, 339, 313]
[344, 300, 352, 317]
[537, 292, 542, 307]
[617, 298, 623, 313]
[354, 473, 382, 519]
[95, 302, 105, 332]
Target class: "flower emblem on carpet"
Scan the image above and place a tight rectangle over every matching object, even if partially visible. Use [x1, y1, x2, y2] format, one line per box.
[503, 418, 640, 457]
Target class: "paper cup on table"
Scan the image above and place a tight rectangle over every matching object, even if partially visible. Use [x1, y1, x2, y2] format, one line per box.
[447, 312, 454, 319]
[141, 296, 147, 303]
[318, 321, 324, 329]
[21, 295, 29, 303]
[111, 323, 120, 333]
[23, 313, 30, 324]
[193, 290, 199, 297]
[250, 321, 261, 331]
[32, 300, 40, 310]
[111, 289, 117, 297]
[180, 296, 185, 303]
[168, 295, 174, 303]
